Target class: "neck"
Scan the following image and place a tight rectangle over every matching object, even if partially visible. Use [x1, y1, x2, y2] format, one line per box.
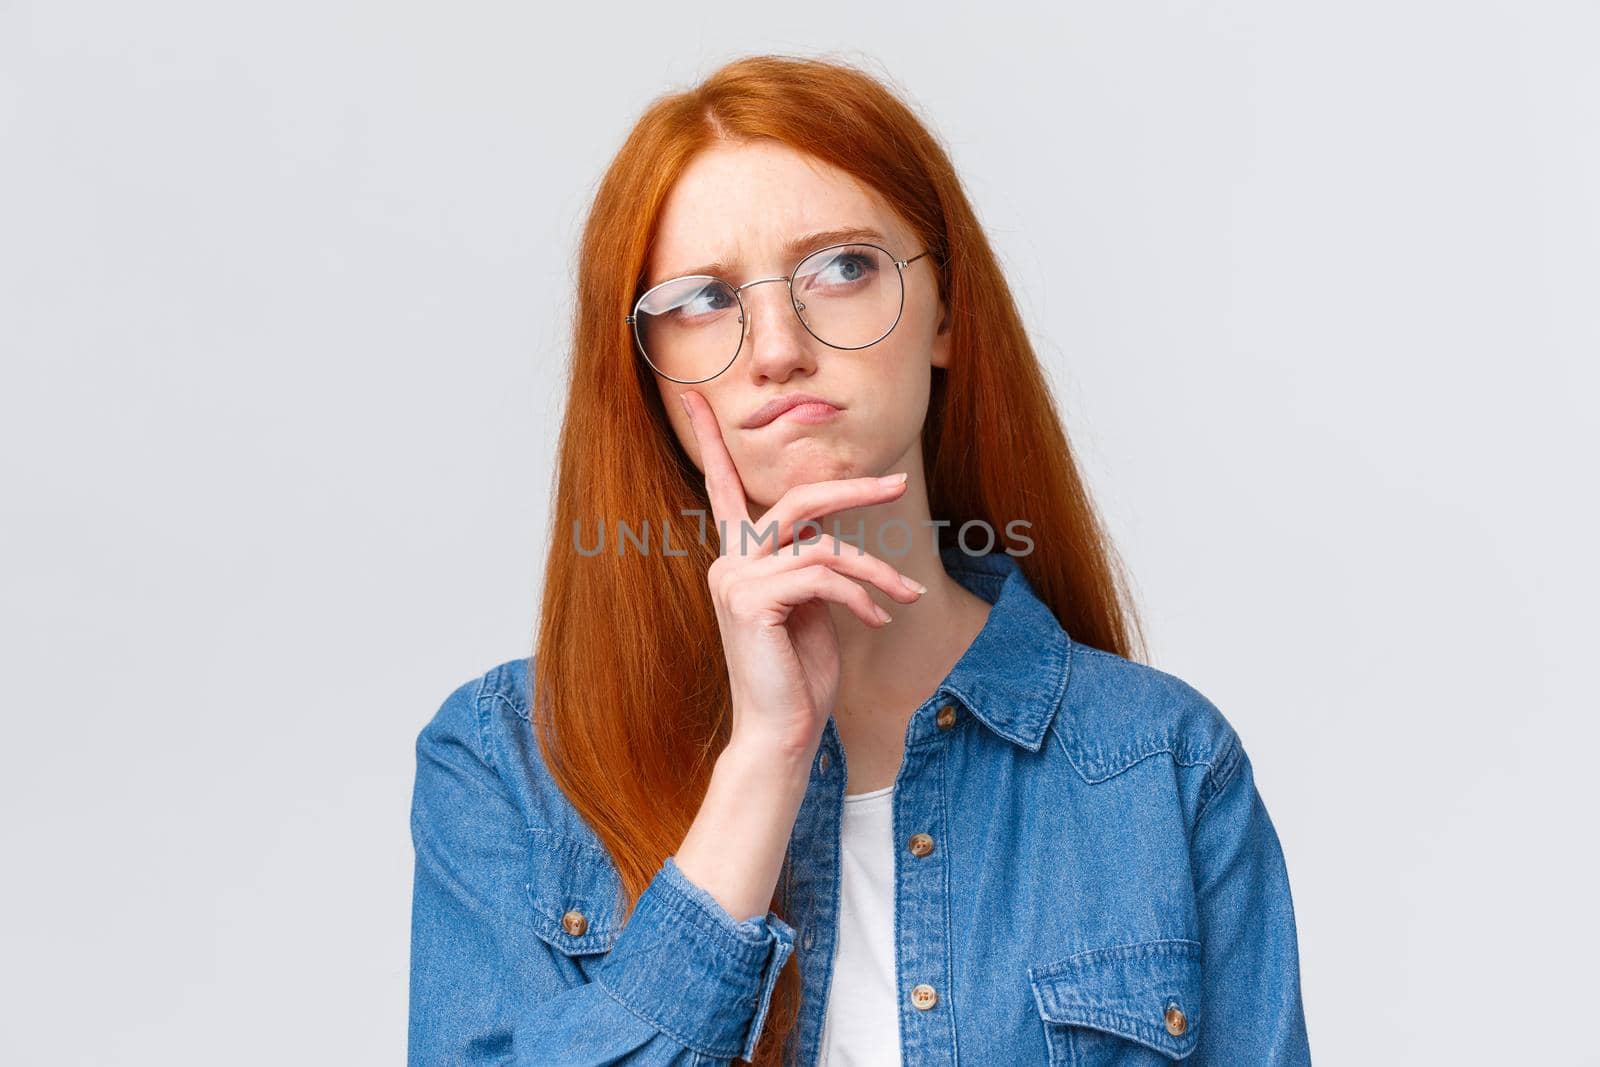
[785, 447, 993, 790]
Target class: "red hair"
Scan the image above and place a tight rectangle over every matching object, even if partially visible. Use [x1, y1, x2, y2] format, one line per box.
[530, 54, 1143, 1063]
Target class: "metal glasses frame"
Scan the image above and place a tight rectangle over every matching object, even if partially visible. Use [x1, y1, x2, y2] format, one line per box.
[624, 242, 934, 384]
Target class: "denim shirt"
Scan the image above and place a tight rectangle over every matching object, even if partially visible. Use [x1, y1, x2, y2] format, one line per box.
[409, 546, 1312, 1065]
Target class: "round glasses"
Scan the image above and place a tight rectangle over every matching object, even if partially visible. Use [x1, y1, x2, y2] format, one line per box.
[625, 242, 933, 384]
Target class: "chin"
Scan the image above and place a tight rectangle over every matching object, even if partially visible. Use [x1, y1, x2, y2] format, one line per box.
[745, 449, 873, 508]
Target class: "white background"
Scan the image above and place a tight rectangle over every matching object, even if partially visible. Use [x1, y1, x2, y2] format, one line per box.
[3, 1, 1596, 1063]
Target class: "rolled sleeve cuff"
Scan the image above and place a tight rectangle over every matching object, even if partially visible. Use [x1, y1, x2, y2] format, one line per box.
[593, 855, 796, 1061]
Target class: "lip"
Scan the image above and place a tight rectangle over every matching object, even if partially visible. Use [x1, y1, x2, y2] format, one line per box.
[741, 393, 843, 429]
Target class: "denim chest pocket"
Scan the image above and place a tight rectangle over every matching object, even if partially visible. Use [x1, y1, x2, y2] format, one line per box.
[523, 828, 625, 959]
[1028, 939, 1202, 1063]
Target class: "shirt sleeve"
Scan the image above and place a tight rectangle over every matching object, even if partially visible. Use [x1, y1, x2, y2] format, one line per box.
[408, 678, 795, 1065]
[1188, 733, 1313, 1065]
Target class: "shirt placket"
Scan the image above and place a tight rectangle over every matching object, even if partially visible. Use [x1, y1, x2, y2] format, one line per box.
[892, 698, 959, 1065]
[783, 716, 846, 1067]
[782, 699, 962, 1067]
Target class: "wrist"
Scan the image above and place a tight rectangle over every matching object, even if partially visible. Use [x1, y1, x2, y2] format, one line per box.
[723, 730, 816, 773]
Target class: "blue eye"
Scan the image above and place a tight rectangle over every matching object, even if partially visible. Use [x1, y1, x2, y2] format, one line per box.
[819, 252, 873, 283]
[638, 278, 740, 327]
[802, 246, 881, 292]
[683, 285, 735, 316]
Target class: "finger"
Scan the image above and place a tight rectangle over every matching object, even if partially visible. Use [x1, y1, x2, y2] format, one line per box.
[748, 533, 926, 605]
[739, 564, 893, 630]
[750, 473, 910, 555]
[679, 390, 752, 551]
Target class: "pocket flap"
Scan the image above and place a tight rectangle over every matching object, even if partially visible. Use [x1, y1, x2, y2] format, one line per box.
[524, 828, 626, 956]
[1028, 938, 1202, 1058]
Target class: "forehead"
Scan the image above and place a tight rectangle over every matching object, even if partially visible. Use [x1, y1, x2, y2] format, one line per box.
[648, 139, 903, 276]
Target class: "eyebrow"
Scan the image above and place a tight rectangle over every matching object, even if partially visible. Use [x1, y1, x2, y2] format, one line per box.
[647, 226, 889, 289]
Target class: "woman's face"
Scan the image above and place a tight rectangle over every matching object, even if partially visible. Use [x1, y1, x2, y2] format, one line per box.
[648, 138, 950, 509]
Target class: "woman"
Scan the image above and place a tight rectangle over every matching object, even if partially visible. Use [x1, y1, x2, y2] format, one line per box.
[409, 55, 1311, 1066]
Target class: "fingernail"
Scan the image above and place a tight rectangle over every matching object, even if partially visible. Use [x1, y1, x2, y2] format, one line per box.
[875, 604, 893, 624]
[900, 574, 927, 595]
[679, 393, 692, 417]
[878, 472, 908, 487]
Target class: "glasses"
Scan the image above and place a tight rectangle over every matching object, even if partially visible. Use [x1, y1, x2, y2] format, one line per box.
[625, 242, 933, 384]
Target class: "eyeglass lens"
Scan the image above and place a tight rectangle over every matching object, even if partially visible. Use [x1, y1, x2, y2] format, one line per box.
[633, 244, 905, 383]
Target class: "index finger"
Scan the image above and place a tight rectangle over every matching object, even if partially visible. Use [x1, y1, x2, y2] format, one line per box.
[679, 390, 753, 552]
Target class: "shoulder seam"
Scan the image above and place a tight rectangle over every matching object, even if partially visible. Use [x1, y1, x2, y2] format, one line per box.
[485, 688, 529, 722]
[1193, 728, 1242, 824]
[1050, 646, 1241, 797]
[1046, 730, 1222, 786]
[483, 658, 533, 722]
[470, 671, 500, 775]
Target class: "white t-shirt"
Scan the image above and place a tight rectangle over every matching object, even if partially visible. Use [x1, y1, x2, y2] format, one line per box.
[817, 782, 901, 1066]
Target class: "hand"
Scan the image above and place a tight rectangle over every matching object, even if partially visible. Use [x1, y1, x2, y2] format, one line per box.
[678, 389, 928, 762]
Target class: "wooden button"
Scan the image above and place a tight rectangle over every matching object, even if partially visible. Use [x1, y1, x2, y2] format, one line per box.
[935, 705, 957, 730]
[819, 751, 830, 772]
[908, 833, 935, 858]
[561, 910, 588, 937]
[910, 983, 938, 1010]
[1164, 1003, 1187, 1036]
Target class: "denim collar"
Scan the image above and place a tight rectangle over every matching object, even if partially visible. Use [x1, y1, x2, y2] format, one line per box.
[931, 544, 1073, 753]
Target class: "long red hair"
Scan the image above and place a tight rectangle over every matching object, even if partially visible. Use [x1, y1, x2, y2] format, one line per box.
[529, 54, 1143, 1064]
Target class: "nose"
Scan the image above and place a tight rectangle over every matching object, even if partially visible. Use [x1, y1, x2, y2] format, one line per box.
[738, 277, 817, 382]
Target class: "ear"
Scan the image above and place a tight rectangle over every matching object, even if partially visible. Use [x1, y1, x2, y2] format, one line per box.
[929, 296, 953, 369]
